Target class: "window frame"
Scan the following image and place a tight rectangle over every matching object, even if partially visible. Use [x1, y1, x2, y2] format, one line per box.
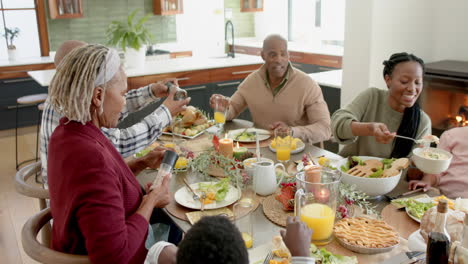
[0, 0, 49, 57]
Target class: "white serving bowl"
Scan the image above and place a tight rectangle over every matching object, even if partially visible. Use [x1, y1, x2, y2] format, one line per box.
[412, 147, 452, 174]
[336, 156, 401, 197]
[243, 157, 274, 177]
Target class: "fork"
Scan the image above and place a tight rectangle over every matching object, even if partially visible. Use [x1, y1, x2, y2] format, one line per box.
[200, 191, 207, 211]
[182, 178, 200, 202]
[262, 251, 273, 264]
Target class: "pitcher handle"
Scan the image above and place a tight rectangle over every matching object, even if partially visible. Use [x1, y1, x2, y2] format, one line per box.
[274, 163, 286, 187]
[294, 188, 305, 217]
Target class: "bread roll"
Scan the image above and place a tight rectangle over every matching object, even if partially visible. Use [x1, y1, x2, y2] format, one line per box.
[420, 206, 465, 242]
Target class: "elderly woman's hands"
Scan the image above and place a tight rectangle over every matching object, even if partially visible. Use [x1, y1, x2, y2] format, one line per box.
[150, 78, 178, 98]
[143, 147, 167, 169]
[163, 87, 191, 117]
[138, 173, 172, 220]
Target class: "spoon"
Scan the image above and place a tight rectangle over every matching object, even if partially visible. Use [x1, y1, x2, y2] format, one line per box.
[394, 135, 423, 144]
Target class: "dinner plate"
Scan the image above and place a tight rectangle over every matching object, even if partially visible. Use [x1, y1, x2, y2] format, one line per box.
[162, 130, 205, 139]
[227, 128, 271, 143]
[408, 229, 426, 252]
[405, 197, 433, 223]
[268, 140, 305, 154]
[174, 181, 240, 210]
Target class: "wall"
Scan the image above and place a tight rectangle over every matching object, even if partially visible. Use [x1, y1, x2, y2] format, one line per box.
[225, 0, 255, 38]
[46, 0, 176, 51]
[254, 0, 287, 40]
[341, 0, 435, 107]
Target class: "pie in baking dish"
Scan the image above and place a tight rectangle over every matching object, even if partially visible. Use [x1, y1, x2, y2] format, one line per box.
[333, 217, 399, 248]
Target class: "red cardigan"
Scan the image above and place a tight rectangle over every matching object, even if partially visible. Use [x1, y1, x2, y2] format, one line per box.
[48, 118, 148, 264]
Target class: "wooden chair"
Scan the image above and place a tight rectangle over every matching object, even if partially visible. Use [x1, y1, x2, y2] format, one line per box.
[22, 208, 91, 264]
[15, 161, 50, 245]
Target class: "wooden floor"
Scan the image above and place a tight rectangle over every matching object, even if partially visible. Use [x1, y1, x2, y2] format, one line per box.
[0, 126, 40, 264]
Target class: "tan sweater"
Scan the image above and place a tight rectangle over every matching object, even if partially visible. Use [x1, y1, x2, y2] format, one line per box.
[228, 64, 331, 143]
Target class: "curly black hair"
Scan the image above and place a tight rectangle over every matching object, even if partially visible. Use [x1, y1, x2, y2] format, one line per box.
[176, 216, 249, 264]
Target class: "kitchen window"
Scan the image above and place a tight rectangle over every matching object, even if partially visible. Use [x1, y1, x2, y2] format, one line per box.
[289, 0, 345, 47]
[1, 0, 48, 60]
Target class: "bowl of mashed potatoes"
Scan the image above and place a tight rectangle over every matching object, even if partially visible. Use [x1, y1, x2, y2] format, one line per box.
[412, 147, 452, 174]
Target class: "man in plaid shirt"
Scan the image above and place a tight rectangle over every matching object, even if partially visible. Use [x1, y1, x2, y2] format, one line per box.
[40, 41, 190, 184]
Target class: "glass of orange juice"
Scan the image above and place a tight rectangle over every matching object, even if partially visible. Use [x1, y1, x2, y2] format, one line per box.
[295, 168, 341, 245]
[213, 96, 228, 133]
[274, 127, 292, 163]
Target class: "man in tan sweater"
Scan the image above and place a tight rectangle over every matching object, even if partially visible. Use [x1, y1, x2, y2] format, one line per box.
[210, 34, 331, 143]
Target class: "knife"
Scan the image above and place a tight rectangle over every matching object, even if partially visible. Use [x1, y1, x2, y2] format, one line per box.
[380, 251, 425, 264]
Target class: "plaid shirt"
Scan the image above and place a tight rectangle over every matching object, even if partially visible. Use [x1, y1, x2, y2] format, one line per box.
[40, 85, 172, 183]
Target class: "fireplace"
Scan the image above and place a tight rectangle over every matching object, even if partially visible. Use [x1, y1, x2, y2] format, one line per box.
[420, 60, 468, 136]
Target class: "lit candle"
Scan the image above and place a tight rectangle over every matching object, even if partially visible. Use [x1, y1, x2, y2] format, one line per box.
[315, 187, 330, 203]
[233, 142, 248, 160]
[219, 134, 233, 158]
[304, 164, 322, 183]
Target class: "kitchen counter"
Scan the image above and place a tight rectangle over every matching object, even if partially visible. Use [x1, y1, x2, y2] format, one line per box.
[28, 53, 264, 87]
[236, 38, 344, 57]
[309, 69, 342, 89]
[0, 56, 54, 67]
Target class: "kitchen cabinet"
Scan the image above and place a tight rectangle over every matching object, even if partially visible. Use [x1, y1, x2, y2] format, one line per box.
[48, 0, 83, 19]
[153, 0, 183, 15]
[240, 0, 264, 12]
[291, 62, 337, 74]
[212, 80, 252, 121]
[0, 78, 48, 130]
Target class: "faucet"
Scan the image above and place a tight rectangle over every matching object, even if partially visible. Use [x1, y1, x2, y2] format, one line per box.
[225, 20, 235, 58]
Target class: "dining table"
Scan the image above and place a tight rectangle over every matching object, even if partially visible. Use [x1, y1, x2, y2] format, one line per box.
[135, 119, 436, 263]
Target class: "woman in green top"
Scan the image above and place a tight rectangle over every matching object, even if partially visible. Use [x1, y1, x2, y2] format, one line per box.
[331, 52, 431, 158]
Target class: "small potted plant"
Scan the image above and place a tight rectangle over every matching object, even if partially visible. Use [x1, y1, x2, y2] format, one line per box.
[3, 27, 20, 61]
[106, 9, 154, 69]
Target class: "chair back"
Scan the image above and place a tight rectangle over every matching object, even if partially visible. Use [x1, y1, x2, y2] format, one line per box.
[22, 208, 91, 264]
[15, 161, 49, 201]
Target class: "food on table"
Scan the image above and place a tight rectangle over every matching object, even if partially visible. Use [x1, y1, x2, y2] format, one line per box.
[272, 235, 292, 260]
[234, 131, 256, 141]
[309, 244, 358, 264]
[393, 198, 435, 220]
[164, 106, 215, 137]
[196, 178, 230, 204]
[174, 157, 188, 169]
[269, 260, 289, 264]
[420, 205, 465, 243]
[418, 134, 440, 145]
[275, 184, 295, 211]
[270, 236, 357, 264]
[300, 203, 335, 241]
[334, 217, 399, 249]
[340, 156, 409, 178]
[270, 136, 303, 150]
[420, 148, 449, 160]
[241, 232, 253, 249]
[318, 156, 330, 166]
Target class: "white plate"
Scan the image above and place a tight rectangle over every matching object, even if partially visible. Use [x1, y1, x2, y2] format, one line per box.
[174, 181, 240, 210]
[162, 130, 205, 139]
[405, 197, 433, 223]
[227, 128, 271, 143]
[268, 140, 305, 154]
[248, 243, 271, 264]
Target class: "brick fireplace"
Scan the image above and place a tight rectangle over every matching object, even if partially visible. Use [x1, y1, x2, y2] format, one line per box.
[420, 60, 468, 136]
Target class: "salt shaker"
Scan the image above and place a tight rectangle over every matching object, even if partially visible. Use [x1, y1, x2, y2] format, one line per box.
[166, 81, 188, 101]
[150, 150, 179, 189]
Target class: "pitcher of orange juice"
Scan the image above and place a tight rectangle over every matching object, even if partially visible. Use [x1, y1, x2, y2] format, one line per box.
[295, 168, 341, 245]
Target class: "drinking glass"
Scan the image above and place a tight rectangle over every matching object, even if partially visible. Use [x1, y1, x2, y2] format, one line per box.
[274, 127, 292, 163]
[295, 168, 341, 245]
[213, 96, 228, 134]
[233, 200, 254, 249]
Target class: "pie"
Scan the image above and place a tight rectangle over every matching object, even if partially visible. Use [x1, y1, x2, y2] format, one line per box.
[333, 217, 399, 248]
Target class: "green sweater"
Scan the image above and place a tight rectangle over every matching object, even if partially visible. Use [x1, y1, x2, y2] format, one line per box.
[331, 88, 431, 158]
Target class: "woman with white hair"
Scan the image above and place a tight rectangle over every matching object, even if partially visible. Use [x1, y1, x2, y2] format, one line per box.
[47, 44, 176, 264]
